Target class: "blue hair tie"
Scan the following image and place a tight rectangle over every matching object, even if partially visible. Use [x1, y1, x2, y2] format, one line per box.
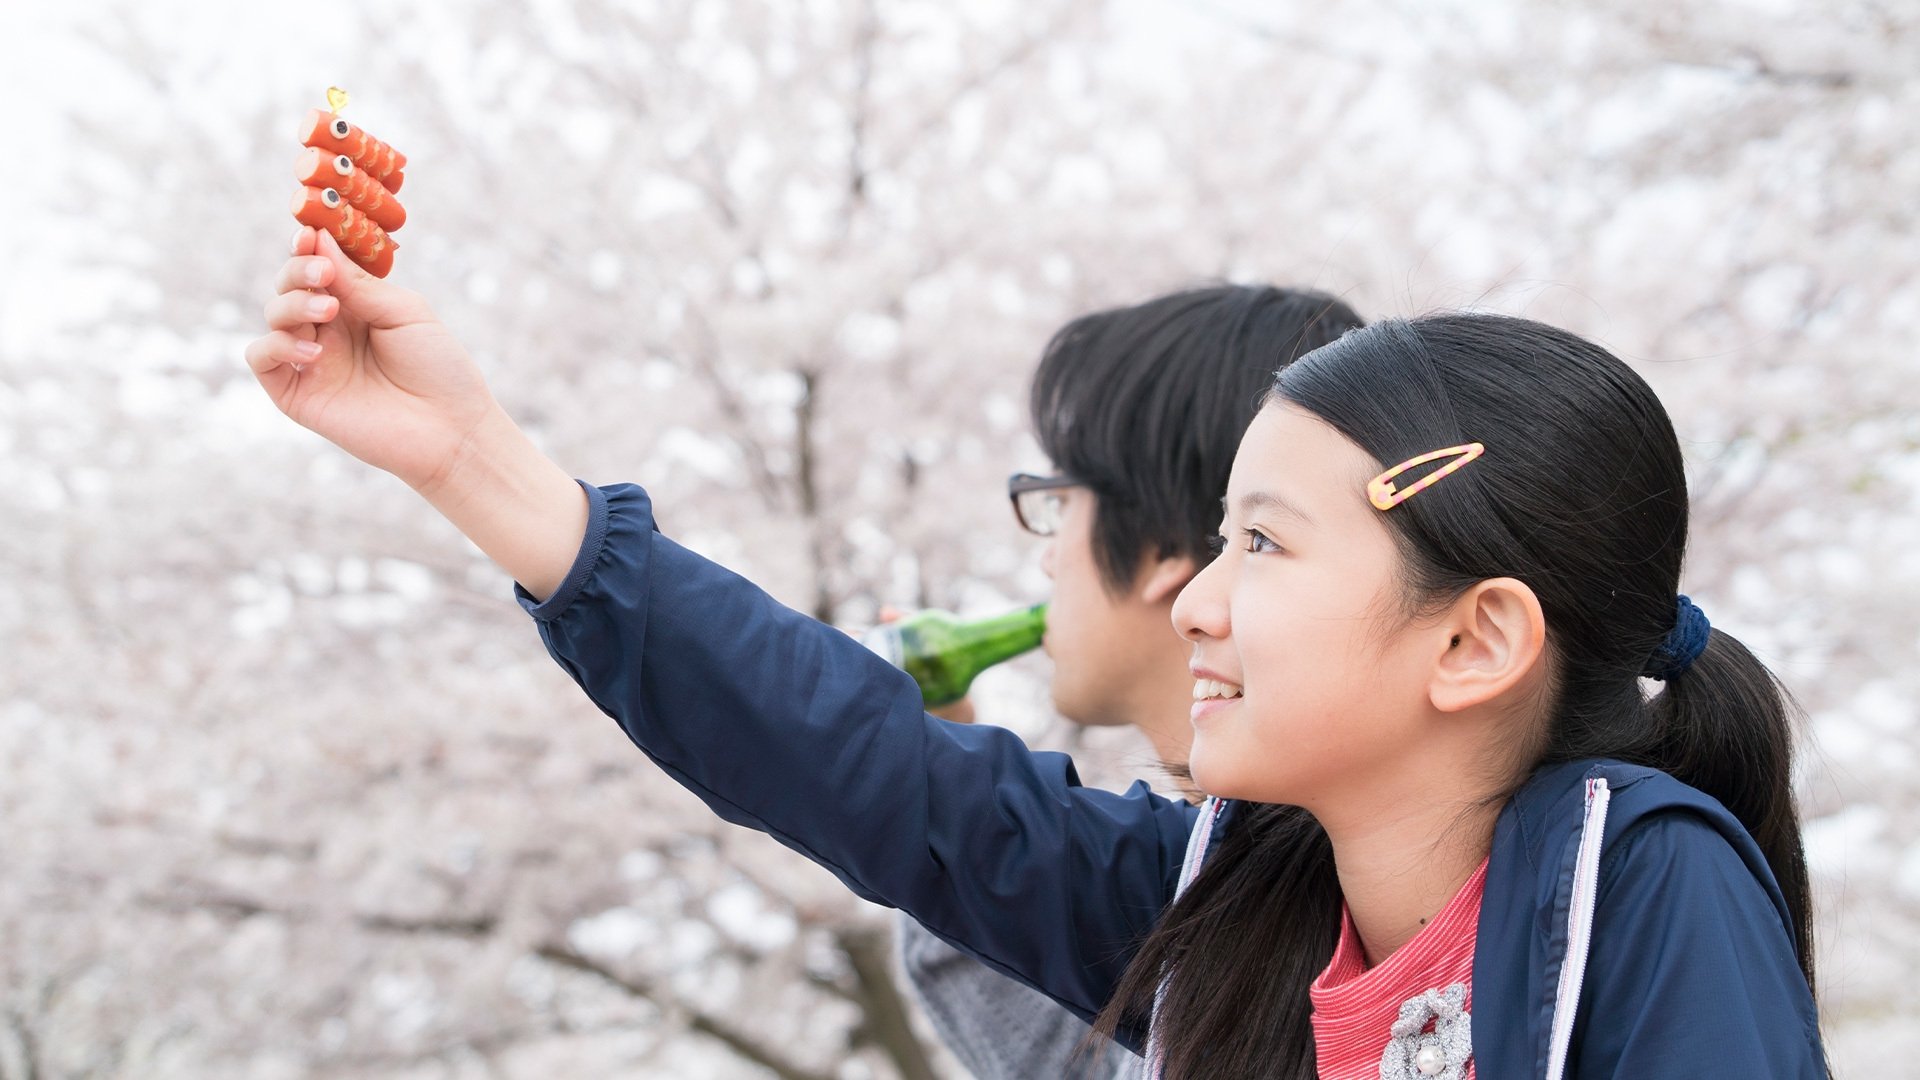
[1643, 595, 1711, 681]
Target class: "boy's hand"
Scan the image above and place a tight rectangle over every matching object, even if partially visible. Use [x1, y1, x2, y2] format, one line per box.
[245, 227, 498, 496]
[878, 607, 978, 724]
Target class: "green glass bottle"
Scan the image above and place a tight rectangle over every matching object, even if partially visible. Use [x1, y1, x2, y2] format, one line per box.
[861, 603, 1049, 706]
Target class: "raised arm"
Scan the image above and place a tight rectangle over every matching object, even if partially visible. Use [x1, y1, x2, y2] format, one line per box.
[247, 227, 1197, 1044]
[519, 479, 1195, 1038]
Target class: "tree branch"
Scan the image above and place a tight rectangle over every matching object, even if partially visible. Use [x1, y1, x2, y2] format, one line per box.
[872, 5, 1089, 175]
[534, 943, 837, 1080]
[679, 308, 794, 512]
[137, 879, 499, 939]
[834, 924, 939, 1080]
[2, 1007, 42, 1080]
[838, 0, 880, 244]
[792, 366, 837, 623]
[1661, 51, 1854, 88]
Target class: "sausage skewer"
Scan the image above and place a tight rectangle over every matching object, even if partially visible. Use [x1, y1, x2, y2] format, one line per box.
[290, 185, 398, 278]
[294, 146, 407, 233]
[297, 108, 407, 192]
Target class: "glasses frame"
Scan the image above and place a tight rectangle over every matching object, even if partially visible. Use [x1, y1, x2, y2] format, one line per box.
[1007, 472, 1084, 536]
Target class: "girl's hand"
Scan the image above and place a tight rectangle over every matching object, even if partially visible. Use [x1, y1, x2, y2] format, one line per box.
[246, 227, 497, 495]
[245, 227, 588, 601]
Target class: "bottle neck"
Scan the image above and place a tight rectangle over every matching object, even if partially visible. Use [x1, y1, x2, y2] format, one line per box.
[950, 602, 1048, 672]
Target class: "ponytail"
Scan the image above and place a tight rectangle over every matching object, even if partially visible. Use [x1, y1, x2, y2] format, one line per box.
[1647, 629, 1815, 989]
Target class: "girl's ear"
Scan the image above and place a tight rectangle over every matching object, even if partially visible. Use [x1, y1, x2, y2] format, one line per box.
[1428, 577, 1548, 713]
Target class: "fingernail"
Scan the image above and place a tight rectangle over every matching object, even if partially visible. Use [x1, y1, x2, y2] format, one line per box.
[304, 263, 325, 286]
[306, 297, 332, 318]
[291, 228, 305, 255]
[296, 340, 322, 359]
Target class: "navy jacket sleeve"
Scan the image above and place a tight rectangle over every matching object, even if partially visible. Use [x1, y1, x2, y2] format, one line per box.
[1574, 811, 1826, 1077]
[516, 482, 1196, 1042]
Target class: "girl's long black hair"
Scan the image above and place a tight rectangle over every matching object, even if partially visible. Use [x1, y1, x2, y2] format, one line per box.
[1089, 313, 1816, 1079]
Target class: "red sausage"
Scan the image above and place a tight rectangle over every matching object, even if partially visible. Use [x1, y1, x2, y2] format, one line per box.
[297, 109, 408, 192]
[290, 186, 398, 278]
[294, 147, 407, 233]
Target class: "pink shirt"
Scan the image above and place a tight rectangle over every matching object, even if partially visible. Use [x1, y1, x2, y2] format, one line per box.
[1308, 858, 1488, 1080]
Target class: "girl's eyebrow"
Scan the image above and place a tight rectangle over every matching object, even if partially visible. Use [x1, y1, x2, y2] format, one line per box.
[1223, 490, 1315, 527]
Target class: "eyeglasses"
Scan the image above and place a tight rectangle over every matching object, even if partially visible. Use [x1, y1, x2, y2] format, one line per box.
[1007, 472, 1083, 537]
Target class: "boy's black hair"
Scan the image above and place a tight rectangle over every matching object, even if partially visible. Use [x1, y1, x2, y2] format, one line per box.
[1028, 285, 1365, 591]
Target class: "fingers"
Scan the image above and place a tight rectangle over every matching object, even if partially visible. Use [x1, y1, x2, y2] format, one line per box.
[929, 697, 977, 724]
[313, 226, 363, 281]
[275, 254, 334, 294]
[273, 229, 330, 345]
[245, 329, 322, 377]
[312, 227, 430, 330]
[264, 288, 338, 333]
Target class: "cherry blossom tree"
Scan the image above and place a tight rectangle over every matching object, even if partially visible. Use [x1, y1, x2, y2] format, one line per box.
[2, 0, 1914, 1076]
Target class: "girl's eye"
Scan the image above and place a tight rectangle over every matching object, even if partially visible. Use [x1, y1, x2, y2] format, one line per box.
[1242, 528, 1282, 554]
[1205, 534, 1228, 557]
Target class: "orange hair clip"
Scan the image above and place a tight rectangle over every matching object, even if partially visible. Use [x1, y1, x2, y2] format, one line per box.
[1367, 442, 1484, 510]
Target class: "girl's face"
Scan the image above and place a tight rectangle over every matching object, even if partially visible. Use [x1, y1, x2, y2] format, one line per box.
[1172, 403, 1441, 809]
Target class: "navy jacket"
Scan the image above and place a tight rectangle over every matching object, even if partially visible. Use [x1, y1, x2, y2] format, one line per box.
[519, 483, 1825, 1077]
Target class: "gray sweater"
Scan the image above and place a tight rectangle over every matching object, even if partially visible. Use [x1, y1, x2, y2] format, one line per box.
[897, 912, 1145, 1079]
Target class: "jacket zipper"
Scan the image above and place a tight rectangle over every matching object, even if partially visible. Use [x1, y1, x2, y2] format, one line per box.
[1544, 776, 1611, 1080]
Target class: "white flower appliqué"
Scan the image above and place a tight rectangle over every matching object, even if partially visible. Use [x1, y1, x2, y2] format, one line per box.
[1379, 983, 1471, 1080]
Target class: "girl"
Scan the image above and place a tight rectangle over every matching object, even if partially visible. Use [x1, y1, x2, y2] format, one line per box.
[249, 227, 1826, 1078]
[900, 283, 1364, 1080]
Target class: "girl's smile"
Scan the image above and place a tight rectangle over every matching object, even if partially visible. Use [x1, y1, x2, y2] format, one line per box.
[1189, 667, 1244, 723]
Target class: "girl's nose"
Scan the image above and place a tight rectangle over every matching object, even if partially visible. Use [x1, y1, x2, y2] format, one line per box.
[1039, 538, 1057, 580]
[1172, 553, 1229, 641]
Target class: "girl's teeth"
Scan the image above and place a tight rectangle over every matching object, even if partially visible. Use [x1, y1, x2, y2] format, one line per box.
[1192, 679, 1243, 701]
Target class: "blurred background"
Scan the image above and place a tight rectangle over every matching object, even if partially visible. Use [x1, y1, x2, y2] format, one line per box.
[2, 0, 1916, 1076]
